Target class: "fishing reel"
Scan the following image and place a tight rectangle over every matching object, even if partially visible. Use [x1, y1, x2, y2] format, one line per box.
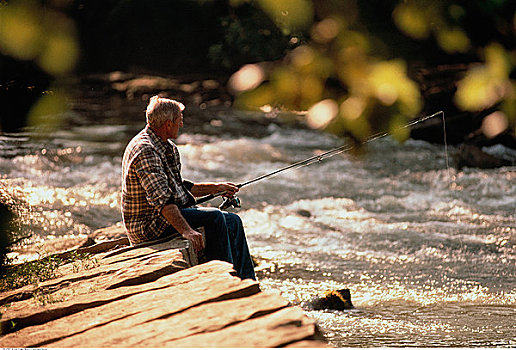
[219, 196, 241, 210]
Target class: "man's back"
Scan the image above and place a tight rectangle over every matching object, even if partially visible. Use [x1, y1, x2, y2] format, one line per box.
[121, 127, 173, 244]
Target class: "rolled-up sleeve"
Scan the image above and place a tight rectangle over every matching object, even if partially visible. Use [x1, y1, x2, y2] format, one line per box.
[133, 148, 172, 211]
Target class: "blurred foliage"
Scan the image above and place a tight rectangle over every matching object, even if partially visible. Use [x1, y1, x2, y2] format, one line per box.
[1, 0, 514, 139]
[0, 0, 79, 75]
[230, 0, 516, 141]
[0, 0, 78, 133]
[208, 3, 292, 71]
[26, 89, 69, 129]
[0, 202, 14, 272]
[455, 43, 513, 111]
[257, 0, 313, 34]
[70, 0, 290, 73]
[0, 0, 291, 131]
[0, 184, 33, 272]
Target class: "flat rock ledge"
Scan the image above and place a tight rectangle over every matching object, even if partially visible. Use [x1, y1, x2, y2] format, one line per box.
[0, 226, 328, 348]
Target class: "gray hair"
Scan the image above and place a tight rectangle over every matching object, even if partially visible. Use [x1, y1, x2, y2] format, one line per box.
[146, 95, 185, 129]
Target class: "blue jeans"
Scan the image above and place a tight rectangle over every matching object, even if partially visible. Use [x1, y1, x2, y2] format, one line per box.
[166, 207, 256, 280]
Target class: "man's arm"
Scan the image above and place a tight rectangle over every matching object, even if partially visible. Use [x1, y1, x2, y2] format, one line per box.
[161, 203, 204, 252]
[189, 182, 239, 198]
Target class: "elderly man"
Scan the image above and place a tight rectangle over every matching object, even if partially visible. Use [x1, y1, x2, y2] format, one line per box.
[121, 95, 256, 280]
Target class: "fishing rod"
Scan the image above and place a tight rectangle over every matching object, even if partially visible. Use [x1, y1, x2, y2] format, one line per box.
[195, 110, 444, 209]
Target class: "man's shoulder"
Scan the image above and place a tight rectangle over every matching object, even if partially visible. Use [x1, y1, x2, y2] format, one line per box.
[126, 129, 156, 151]
[123, 129, 158, 164]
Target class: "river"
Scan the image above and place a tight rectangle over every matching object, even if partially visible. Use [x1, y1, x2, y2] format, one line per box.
[0, 97, 515, 347]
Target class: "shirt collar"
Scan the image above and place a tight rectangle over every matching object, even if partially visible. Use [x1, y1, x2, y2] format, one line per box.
[145, 125, 175, 156]
[145, 125, 170, 146]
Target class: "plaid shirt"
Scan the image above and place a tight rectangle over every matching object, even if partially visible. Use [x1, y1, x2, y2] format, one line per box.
[121, 126, 195, 245]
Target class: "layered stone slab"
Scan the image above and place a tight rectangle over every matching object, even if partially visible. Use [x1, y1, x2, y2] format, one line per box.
[0, 233, 327, 347]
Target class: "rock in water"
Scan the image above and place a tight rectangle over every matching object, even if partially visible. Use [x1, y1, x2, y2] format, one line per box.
[454, 144, 512, 169]
[296, 209, 312, 218]
[306, 288, 354, 311]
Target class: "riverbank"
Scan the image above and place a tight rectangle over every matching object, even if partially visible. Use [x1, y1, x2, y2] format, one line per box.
[0, 228, 328, 347]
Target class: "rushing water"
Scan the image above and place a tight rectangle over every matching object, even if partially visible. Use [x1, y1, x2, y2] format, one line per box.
[1, 104, 515, 347]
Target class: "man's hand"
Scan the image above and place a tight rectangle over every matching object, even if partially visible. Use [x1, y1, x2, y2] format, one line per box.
[190, 182, 239, 198]
[182, 229, 205, 252]
[215, 182, 239, 198]
[161, 203, 205, 252]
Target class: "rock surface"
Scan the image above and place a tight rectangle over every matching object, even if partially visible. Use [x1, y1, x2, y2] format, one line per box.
[0, 233, 327, 348]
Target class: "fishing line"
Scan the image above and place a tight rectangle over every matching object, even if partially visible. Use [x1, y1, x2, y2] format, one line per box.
[440, 111, 475, 279]
[441, 111, 454, 189]
[196, 110, 444, 206]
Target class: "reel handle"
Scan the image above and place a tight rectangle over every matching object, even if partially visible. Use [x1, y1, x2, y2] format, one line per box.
[219, 196, 241, 210]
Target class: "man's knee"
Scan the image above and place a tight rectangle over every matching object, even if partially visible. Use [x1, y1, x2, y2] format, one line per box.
[198, 207, 227, 227]
[224, 212, 245, 234]
[211, 208, 226, 221]
[222, 210, 239, 220]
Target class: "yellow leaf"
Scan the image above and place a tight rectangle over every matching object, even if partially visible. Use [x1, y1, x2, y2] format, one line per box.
[436, 27, 471, 53]
[393, 3, 430, 40]
[0, 1, 42, 60]
[27, 91, 68, 129]
[38, 29, 79, 76]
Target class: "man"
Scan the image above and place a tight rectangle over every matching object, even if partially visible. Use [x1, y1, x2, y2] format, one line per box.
[121, 95, 256, 280]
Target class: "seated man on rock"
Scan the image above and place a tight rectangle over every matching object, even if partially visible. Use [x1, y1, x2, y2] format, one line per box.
[121, 95, 256, 280]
